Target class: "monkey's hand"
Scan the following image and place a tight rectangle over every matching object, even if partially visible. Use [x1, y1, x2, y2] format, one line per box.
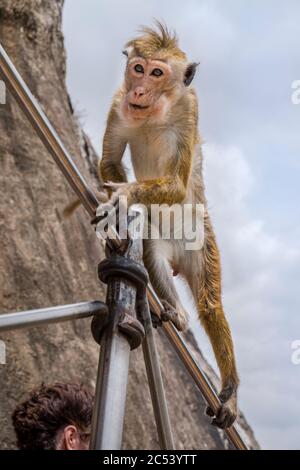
[206, 382, 238, 429]
[103, 181, 134, 206]
[103, 181, 128, 191]
[92, 182, 132, 227]
[94, 183, 140, 251]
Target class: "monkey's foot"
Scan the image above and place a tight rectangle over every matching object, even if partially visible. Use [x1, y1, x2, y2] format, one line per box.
[161, 300, 188, 331]
[150, 312, 162, 329]
[206, 383, 238, 429]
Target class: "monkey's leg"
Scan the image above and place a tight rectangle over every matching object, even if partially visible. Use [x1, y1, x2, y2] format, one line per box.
[143, 240, 188, 331]
[182, 224, 239, 429]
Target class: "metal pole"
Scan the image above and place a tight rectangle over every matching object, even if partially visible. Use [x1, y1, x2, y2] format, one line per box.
[0, 301, 107, 332]
[0, 45, 248, 450]
[90, 318, 132, 450]
[139, 295, 174, 450]
[90, 210, 145, 450]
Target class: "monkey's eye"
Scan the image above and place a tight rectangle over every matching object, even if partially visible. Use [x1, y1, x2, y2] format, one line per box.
[151, 68, 163, 77]
[134, 64, 144, 74]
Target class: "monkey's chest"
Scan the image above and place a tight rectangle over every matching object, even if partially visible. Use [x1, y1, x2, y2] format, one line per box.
[129, 130, 177, 181]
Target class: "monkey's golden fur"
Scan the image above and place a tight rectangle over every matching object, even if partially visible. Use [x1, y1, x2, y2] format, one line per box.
[125, 24, 186, 60]
[99, 21, 239, 428]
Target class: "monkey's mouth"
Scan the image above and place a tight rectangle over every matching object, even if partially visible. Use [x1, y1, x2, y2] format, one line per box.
[129, 103, 150, 110]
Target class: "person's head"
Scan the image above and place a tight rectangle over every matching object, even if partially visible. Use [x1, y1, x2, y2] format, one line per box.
[12, 382, 93, 450]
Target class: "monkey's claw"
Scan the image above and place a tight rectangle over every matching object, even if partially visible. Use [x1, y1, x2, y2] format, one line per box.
[150, 312, 162, 329]
[205, 385, 237, 429]
[160, 300, 187, 331]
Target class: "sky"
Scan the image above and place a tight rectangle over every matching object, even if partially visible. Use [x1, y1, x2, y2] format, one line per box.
[63, 0, 300, 449]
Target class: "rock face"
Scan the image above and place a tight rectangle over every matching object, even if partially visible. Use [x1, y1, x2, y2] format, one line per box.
[0, 0, 259, 450]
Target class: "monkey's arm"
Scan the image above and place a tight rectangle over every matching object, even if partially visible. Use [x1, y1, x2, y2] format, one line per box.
[134, 140, 192, 205]
[107, 136, 195, 207]
[63, 100, 127, 218]
[99, 101, 128, 186]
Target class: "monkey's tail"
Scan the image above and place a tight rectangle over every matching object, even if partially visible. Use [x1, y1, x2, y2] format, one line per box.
[63, 199, 82, 218]
[63, 190, 109, 218]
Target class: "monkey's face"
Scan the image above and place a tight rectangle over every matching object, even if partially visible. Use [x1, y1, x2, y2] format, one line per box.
[121, 57, 184, 123]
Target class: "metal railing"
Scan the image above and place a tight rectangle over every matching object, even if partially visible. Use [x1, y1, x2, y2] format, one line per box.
[0, 43, 247, 450]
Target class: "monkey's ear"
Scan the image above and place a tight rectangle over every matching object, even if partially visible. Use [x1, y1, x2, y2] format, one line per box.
[122, 45, 134, 58]
[184, 62, 199, 86]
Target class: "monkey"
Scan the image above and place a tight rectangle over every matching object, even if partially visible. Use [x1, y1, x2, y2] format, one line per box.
[96, 22, 239, 429]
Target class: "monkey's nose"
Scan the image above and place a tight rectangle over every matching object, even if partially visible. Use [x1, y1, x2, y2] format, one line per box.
[134, 87, 145, 98]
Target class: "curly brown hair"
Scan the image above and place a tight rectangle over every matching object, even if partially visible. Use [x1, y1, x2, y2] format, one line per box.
[12, 382, 93, 450]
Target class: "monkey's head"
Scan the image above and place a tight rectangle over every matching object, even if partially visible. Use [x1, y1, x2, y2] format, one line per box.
[120, 21, 198, 124]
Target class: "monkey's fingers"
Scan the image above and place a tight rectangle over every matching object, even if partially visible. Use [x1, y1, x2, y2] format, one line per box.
[98, 199, 119, 215]
[205, 405, 215, 417]
[91, 203, 112, 225]
[91, 212, 110, 226]
[211, 403, 236, 429]
[207, 391, 237, 429]
[97, 190, 110, 203]
[150, 312, 162, 329]
[103, 181, 126, 191]
[160, 299, 187, 331]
